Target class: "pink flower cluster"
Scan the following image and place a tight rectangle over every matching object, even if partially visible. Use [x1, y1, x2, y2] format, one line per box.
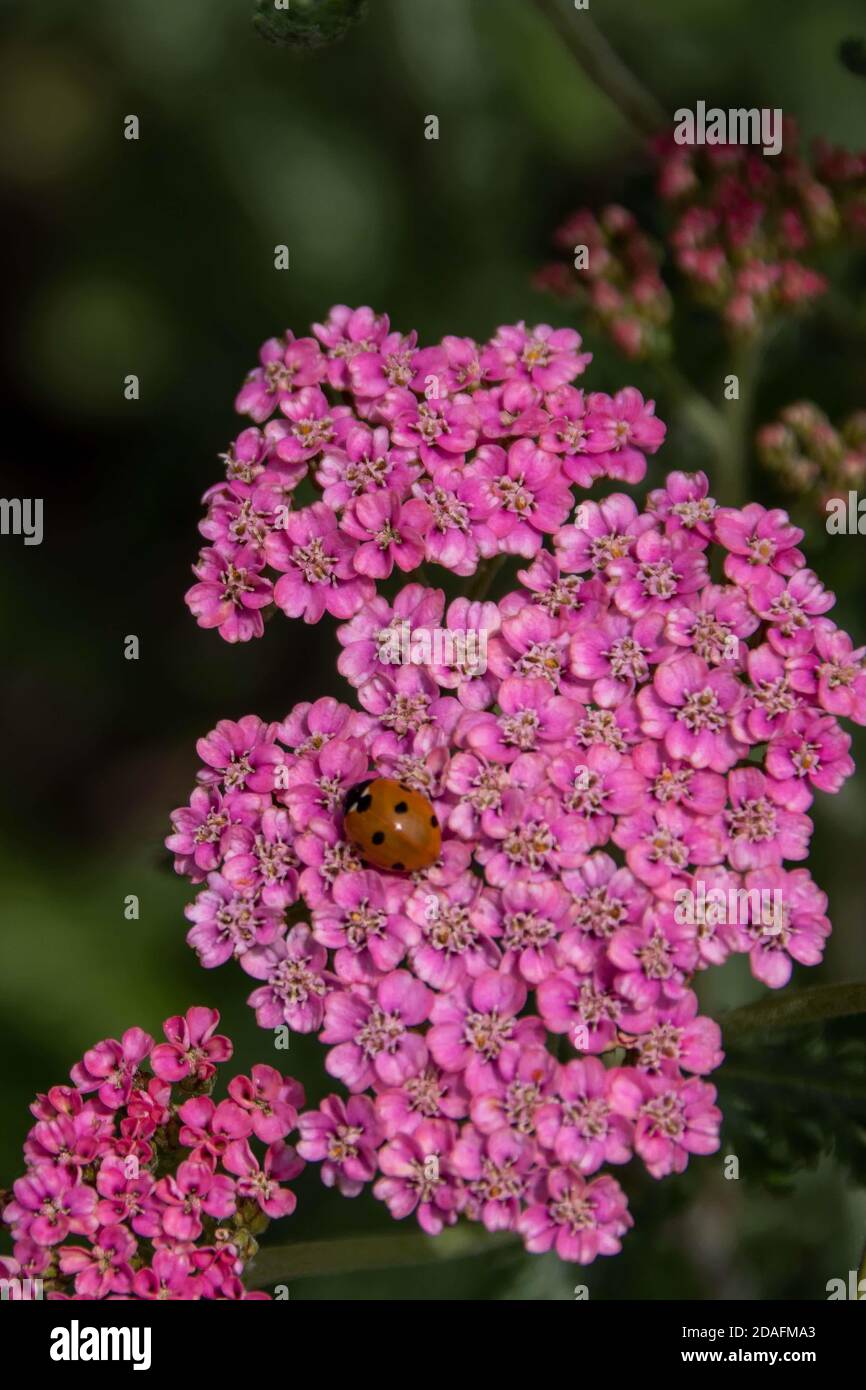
[757, 400, 866, 509]
[167, 472, 862, 1262]
[185, 306, 665, 641]
[534, 204, 673, 360]
[1, 1008, 304, 1299]
[656, 125, 836, 334]
[539, 122, 866, 351]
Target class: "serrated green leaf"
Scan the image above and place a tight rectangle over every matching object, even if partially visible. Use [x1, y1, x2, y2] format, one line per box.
[720, 981, 866, 1041]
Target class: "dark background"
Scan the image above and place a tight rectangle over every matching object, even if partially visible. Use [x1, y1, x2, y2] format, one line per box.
[2, 0, 866, 1298]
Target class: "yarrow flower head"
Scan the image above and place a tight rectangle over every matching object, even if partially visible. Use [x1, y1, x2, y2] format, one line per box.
[757, 400, 866, 517]
[537, 121, 866, 354]
[1, 1009, 306, 1299]
[184, 306, 665, 641]
[167, 469, 862, 1264]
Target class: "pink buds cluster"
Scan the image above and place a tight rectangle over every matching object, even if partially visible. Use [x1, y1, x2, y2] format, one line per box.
[537, 122, 866, 351]
[534, 205, 672, 361]
[757, 401, 866, 510]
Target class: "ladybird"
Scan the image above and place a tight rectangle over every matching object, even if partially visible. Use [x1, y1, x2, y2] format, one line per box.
[343, 777, 441, 874]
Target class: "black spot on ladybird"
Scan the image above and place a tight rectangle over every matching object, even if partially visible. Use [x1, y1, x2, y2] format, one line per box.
[394, 800, 408, 814]
[430, 815, 438, 827]
[357, 794, 372, 813]
[372, 831, 385, 845]
[391, 861, 405, 872]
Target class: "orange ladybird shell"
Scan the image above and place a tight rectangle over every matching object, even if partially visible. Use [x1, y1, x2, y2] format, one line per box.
[343, 777, 441, 873]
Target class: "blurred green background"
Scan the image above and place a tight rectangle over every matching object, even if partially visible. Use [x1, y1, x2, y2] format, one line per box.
[2, 0, 866, 1299]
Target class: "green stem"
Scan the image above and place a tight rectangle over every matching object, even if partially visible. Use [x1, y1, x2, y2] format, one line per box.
[531, 0, 666, 140]
[656, 339, 762, 508]
[715, 338, 762, 508]
[244, 1229, 520, 1288]
[656, 359, 729, 463]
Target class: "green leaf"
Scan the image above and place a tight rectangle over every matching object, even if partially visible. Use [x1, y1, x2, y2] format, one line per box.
[245, 1229, 518, 1289]
[719, 981, 866, 1042]
[716, 1011, 866, 1191]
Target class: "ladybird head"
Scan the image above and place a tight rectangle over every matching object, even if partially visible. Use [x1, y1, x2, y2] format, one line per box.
[343, 779, 373, 817]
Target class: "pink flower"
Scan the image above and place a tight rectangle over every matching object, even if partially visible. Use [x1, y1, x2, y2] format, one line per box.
[724, 767, 812, 870]
[236, 334, 324, 422]
[749, 568, 835, 655]
[58, 1224, 136, 1298]
[71, 1027, 154, 1111]
[613, 1072, 721, 1178]
[313, 304, 390, 389]
[316, 424, 419, 509]
[166, 785, 258, 881]
[297, 1094, 383, 1195]
[243, 923, 332, 1032]
[321, 971, 433, 1090]
[132, 1249, 195, 1300]
[428, 970, 541, 1093]
[186, 545, 273, 642]
[765, 709, 853, 799]
[222, 1139, 302, 1218]
[732, 866, 830, 988]
[536, 1059, 634, 1172]
[372, 1120, 460, 1234]
[7, 1166, 97, 1246]
[196, 716, 284, 796]
[714, 503, 805, 585]
[313, 870, 414, 983]
[497, 878, 572, 984]
[452, 1125, 535, 1230]
[586, 387, 666, 482]
[556, 492, 649, 573]
[463, 439, 572, 558]
[150, 1007, 232, 1084]
[276, 386, 350, 463]
[808, 623, 866, 722]
[610, 530, 708, 619]
[389, 395, 480, 468]
[185, 874, 282, 967]
[519, 1169, 633, 1262]
[223, 1066, 304, 1144]
[637, 653, 746, 771]
[464, 675, 578, 763]
[340, 489, 432, 579]
[491, 322, 592, 390]
[154, 1160, 237, 1239]
[269, 502, 374, 623]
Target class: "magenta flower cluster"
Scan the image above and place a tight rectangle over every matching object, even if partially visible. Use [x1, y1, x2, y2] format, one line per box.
[167, 470, 863, 1262]
[757, 400, 866, 509]
[534, 204, 673, 361]
[1, 1008, 305, 1299]
[538, 122, 866, 353]
[185, 305, 665, 641]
